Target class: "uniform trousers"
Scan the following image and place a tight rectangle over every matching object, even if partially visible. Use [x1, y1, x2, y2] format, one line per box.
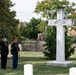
[1, 54, 7, 69]
[12, 54, 18, 69]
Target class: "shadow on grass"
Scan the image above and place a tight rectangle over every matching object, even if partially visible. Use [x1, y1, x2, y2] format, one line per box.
[34, 64, 70, 75]
[68, 57, 76, 61]
[67, 57, 76, 67]
[19, 57, 46, 61]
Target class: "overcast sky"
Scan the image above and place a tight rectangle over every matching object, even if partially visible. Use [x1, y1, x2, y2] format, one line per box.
[11, 0, 76, 22]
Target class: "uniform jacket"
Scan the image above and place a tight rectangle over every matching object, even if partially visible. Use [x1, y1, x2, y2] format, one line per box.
[0, 41, 9, 55]
[11, 42, 20, 55]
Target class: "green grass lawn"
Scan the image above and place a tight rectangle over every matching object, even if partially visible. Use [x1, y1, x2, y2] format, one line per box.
[0, 51, 76, 75]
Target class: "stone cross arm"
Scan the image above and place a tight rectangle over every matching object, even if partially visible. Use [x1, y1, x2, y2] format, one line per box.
[48, 19, 72, 26]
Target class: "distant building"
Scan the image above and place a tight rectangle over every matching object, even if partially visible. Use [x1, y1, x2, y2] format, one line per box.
[67, 28, 76, 36]
[38, 33, 43, 41]
[22, 21, 27, 27]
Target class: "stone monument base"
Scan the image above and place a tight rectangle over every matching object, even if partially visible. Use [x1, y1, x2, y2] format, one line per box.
[47, 61, 73, 67]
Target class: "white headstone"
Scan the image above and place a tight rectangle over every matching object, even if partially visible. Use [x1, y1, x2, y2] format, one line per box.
[47, 8, 73, 66]
[69, 67, 76, 75]
[24, 64, 33, 75]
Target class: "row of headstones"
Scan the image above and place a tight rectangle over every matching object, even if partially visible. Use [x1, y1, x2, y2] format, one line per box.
[24, 64, 76, 75]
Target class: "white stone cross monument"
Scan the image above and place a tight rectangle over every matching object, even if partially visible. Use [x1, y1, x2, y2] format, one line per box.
[47, 8, 73, 66]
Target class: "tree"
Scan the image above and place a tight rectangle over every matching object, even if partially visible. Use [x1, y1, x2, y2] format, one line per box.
[43, 26, 56, 59]
[0, 0, 19, 41]
[25, 17, 41, 40]
[18, 22, 26, 40]
[37, 20, 47, 33]
[35, 0, 76, 59]
[35, 0, 76, 19]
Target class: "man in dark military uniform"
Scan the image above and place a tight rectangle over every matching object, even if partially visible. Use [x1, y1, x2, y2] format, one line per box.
[0, 36, 9, 69]
[11, 37, 20, 69]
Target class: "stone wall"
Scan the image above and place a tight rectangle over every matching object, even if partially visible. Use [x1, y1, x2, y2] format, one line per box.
[21, 41, 45, 51]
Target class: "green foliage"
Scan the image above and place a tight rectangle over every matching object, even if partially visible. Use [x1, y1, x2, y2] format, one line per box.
[35, 0, 76, 19]
[37, 20, 47, 33]
[0, 0, 19, 41]
[35, 0, 76, 59]
[43, 27, 75, 59]
[25, 17, 41, 40]
[18, 18, 48, 41]
[17, 22, 26, 40]
[43, 27, 56, 59]
[65, 28, 75, 59]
